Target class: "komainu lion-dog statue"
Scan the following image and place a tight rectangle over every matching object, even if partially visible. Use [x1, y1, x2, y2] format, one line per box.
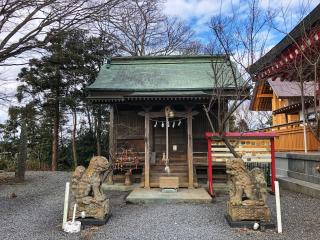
[226, 158, 271, 222]
[69, 156, 112, 220]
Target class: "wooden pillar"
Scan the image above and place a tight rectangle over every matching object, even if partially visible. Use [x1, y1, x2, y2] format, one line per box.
[107, 104, 115, 184]
[144, 111, 150, 188]
[207, 137, 213, 195]
[271, 138, 276, 193]
[108, 104, 115, 162]
[187, 110, 194, 188]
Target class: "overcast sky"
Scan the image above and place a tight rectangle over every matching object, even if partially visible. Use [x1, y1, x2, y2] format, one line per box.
[0, 0, 319, 123]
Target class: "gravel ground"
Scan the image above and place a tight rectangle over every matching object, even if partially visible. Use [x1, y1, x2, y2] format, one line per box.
[0, 171, 320, 240]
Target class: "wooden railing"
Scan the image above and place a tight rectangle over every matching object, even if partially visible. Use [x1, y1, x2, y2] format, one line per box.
[193, 152, 208, 165]
[256, 121, 320, 152]
[205, 132, 277, 195]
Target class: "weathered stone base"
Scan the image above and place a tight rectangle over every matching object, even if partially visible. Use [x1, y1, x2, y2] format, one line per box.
[225, 214, 275, 230]
[78, 213, 111, 227]
[69, 199, 110, 220]
[227, 201, 271, 222]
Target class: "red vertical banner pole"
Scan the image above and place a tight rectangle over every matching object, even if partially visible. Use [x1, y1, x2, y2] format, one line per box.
[271, 138, 276, 193]
[207, 137, 213, 196]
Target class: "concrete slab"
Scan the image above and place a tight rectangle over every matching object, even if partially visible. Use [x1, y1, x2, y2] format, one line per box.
[126, 188, 213, 204]
[278, 176, 320, 199]
[102, 183, 139, 192]
[198, 183, 228, 194]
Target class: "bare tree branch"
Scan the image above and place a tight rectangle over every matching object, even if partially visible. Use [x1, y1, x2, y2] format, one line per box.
[0, 0, 120, 64]
[95, 0, 193, 56]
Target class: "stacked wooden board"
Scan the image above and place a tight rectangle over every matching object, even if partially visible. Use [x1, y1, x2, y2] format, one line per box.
[211, 139, 271, 163]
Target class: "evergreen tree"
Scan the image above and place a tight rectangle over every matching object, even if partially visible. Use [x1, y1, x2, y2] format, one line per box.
[16, 29, 113, 171]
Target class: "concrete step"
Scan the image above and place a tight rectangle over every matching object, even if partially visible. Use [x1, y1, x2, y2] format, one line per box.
[126, 188, 212, 204]
[197, 183, 228, 193]
[278, 176, 320, 199]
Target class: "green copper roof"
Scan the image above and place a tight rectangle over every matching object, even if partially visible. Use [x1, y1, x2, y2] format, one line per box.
[87, 55, 240, 92]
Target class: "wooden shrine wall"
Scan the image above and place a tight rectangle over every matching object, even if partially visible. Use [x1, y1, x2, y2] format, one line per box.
[113, 107, 217, 157]
[115, 111, 145, 152]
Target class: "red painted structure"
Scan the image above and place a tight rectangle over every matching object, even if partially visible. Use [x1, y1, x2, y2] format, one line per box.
[205, 132, 277, 196]
[254, 27, 320, 82]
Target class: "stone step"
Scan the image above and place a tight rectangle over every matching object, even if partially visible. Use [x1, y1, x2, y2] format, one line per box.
[126, 188, 212, 204]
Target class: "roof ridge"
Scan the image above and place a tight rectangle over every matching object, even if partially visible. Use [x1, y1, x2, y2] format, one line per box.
[110, 54, 226, 61]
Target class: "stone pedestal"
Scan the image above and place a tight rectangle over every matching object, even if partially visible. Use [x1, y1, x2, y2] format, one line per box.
[227, 201, 271, 222]
[78, 213, 111, 227]
[69, 198, 110, 221]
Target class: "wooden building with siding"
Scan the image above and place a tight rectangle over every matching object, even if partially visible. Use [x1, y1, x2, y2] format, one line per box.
[249, 4, 320, 152]
[87, 55, 239, 188]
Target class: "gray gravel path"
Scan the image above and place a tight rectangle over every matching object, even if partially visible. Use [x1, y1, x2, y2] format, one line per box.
[1, 171, 320, 240]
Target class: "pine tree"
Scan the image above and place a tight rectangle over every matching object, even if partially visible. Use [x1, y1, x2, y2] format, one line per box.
[16, 29, 113, 171]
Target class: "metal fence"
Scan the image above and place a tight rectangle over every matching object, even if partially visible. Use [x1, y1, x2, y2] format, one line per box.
[245, 162, 271, 186]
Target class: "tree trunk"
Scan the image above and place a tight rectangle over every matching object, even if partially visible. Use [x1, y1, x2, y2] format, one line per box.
[202, 104, 240, 158]
[96, 106, 102, 156]
[86, 105, 93, 134]
[15, 119, 27, 182]
[72, 109, 78, 168]
[51, 99, 60, 171]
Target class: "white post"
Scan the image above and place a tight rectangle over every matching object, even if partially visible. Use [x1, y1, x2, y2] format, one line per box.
[303, 120, 308, 153]
[72, 204, 77, 223]
[62, 182, 70, 229]
[275, 181, 282, 233]
[166, 115, 169, 162]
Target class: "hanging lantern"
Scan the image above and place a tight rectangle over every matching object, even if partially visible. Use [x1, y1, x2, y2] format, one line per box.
[172, 121, 175, 128]
[165, 106, 174, 118]
[178, 120, 182, 126]
[161, 122, 165, 128]
[154, 121, 158, 128]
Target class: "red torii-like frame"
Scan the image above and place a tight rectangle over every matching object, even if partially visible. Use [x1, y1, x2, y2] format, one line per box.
[205, 132, 277, 196]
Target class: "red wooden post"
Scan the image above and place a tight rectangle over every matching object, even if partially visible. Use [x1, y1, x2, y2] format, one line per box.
[207, 137, 213, 196]
[270, 138, 276, 193]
